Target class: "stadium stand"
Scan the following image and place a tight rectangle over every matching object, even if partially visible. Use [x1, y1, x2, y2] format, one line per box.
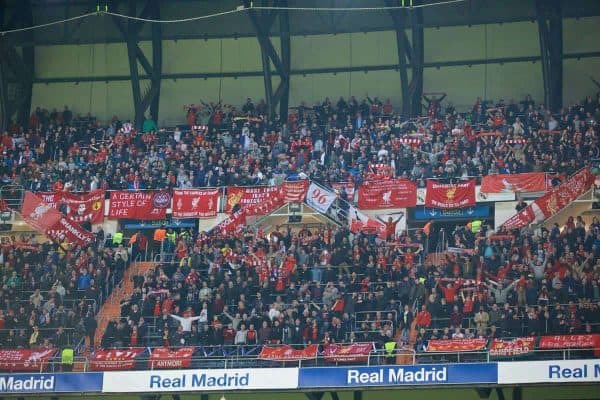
[1, 89, 598, 371]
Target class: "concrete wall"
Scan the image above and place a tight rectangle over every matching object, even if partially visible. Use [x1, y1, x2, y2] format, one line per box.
[30, 17, 600, 125]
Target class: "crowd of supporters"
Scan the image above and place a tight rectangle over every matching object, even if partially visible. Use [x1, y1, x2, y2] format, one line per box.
[0, 90, 599, 356]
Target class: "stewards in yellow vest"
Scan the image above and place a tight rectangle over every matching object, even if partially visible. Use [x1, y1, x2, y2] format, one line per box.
[61, 347, 74, 372]
[166, 229, 176, 244]
[468, 219, 483, 234]
[112, 231, 123, 246]
[384, 336, 397, 364]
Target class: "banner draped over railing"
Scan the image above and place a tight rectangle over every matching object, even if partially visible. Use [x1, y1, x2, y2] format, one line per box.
[172, 189, 220, 219]
[149, 347, 195, 369]
[0, 349, 57, 372]
[357, 179, 417, 209]
[538, 334, 600, 357]
[425, 179, 476, 209]
[322, 343, 374, 363]
[21, 192, 95, 245]
[426, 338, 488, 352]
[480, 173, 547, 194]
[90, 348, 146, 371]
[503, 168, 594, 229]
[258, 345, 319, 361]
[489, 337, 536, 359]
[39, 190, 105, 223]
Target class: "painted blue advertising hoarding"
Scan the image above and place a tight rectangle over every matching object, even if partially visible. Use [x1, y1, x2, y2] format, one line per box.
[414, 205, 491, 220]
[0, 372, 103, 394]
[298, 363, 498, 388]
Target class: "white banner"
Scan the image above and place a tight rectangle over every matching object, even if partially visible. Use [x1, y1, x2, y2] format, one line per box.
[102, 368, 299, 393]
[498, 360, 600, 384]
[305, 183, 337, 213]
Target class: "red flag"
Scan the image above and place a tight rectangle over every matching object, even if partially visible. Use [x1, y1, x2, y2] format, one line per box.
[90, 348, 145, 371]
[172, 189, 219, 218]
[226, 186, 280, 215]
[481, 173, 547, 193]
[21, 192, 62, 233]
[148, 347, 195, 369]
[280, 180, 309, 203]
[425, 179, 476, 209]
[357, 179, 417, 209]
[39, 190, 105, 224]
[108, 190, 171, 220]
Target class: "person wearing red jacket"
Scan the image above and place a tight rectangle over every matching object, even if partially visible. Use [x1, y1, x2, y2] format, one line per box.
[438, 278, 463, 303]
[415, 305, 432, 328]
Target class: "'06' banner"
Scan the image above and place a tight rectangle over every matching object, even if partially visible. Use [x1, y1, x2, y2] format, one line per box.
[305, 183, 337, 213]
[172, 189, 219, 218]
[357, 179, 417, 209]
[425, 179, 476, 209]
[108, 191, 171, 220]
[39, 190, 105, 224]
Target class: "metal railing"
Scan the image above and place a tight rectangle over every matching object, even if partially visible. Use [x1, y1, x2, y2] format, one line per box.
[30, 345, 600, 373]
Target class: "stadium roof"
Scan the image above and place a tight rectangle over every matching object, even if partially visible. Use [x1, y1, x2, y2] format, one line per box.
[2, 0, 600, 45]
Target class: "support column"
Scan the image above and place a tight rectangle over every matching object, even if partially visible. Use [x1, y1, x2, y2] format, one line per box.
[353, 391, 363, 400]
[387, 0, 424, 118]
[112, 0, 162, 130]
[249, 0, 291, 121]
[512, 386, 523, 400]
[536, 0, 562, 112]
[305, 392, 324, 400]
[0, 0, 34, 131]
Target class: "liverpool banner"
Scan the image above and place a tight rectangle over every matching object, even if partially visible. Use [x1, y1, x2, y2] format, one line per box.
[357, 179, 417, 209]
[258, 345, 319, 361]
[425, 180, 476, 209]
[280, 180, 309, 203]
[534, 168, 594, 219]
[480, 173, 547, 193]
[108, 191, 171, 220]
[538, 334, 600, 356]
[21, 192, 95, 245]
[215, 209, 247, 236]
[502, 169, 594, 230]
[172, 189, 219, 218]
[39, 190, 105, 223]
[322, 343, 374, 363]
[148, 347, 195, 369]
[226, 186, 279, 215]
[489, 337, 536, 359]
[0, 349, 57, 372]
[90, 348, 145, 371]
[426, 338, 488, 352]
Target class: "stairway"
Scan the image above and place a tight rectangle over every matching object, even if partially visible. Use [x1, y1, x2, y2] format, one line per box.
[93, 261, 156, 348]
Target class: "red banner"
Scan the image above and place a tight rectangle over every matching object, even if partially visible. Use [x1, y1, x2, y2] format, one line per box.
[481, 173, 547, 193]
[357, 179, 417, 209]
[21, 192, 95, 245]
[534, 168, 594, 220]
[48, 215, 96, 245]
[258, 345, 319, 361]
[489, 337, 536, 358]
[216, 209, 247, 236]
[502, 206, 536, 230]
[108, 191, 171, 220]
[425, 180, 476, 209]
[39, 190, 105, 224]
[0, 349, 57, 372]
[172, 189, 219, 218]
[538, 334, 600, 356]
[502, 169, 594, 230]
[90, 348, 145, 371]
[148, 347, 194, 369]
[280, 180, 309, 203]
[426, 338, 488, 352]
[323, 343, 373, 363]
[226, 186, 280, 215]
